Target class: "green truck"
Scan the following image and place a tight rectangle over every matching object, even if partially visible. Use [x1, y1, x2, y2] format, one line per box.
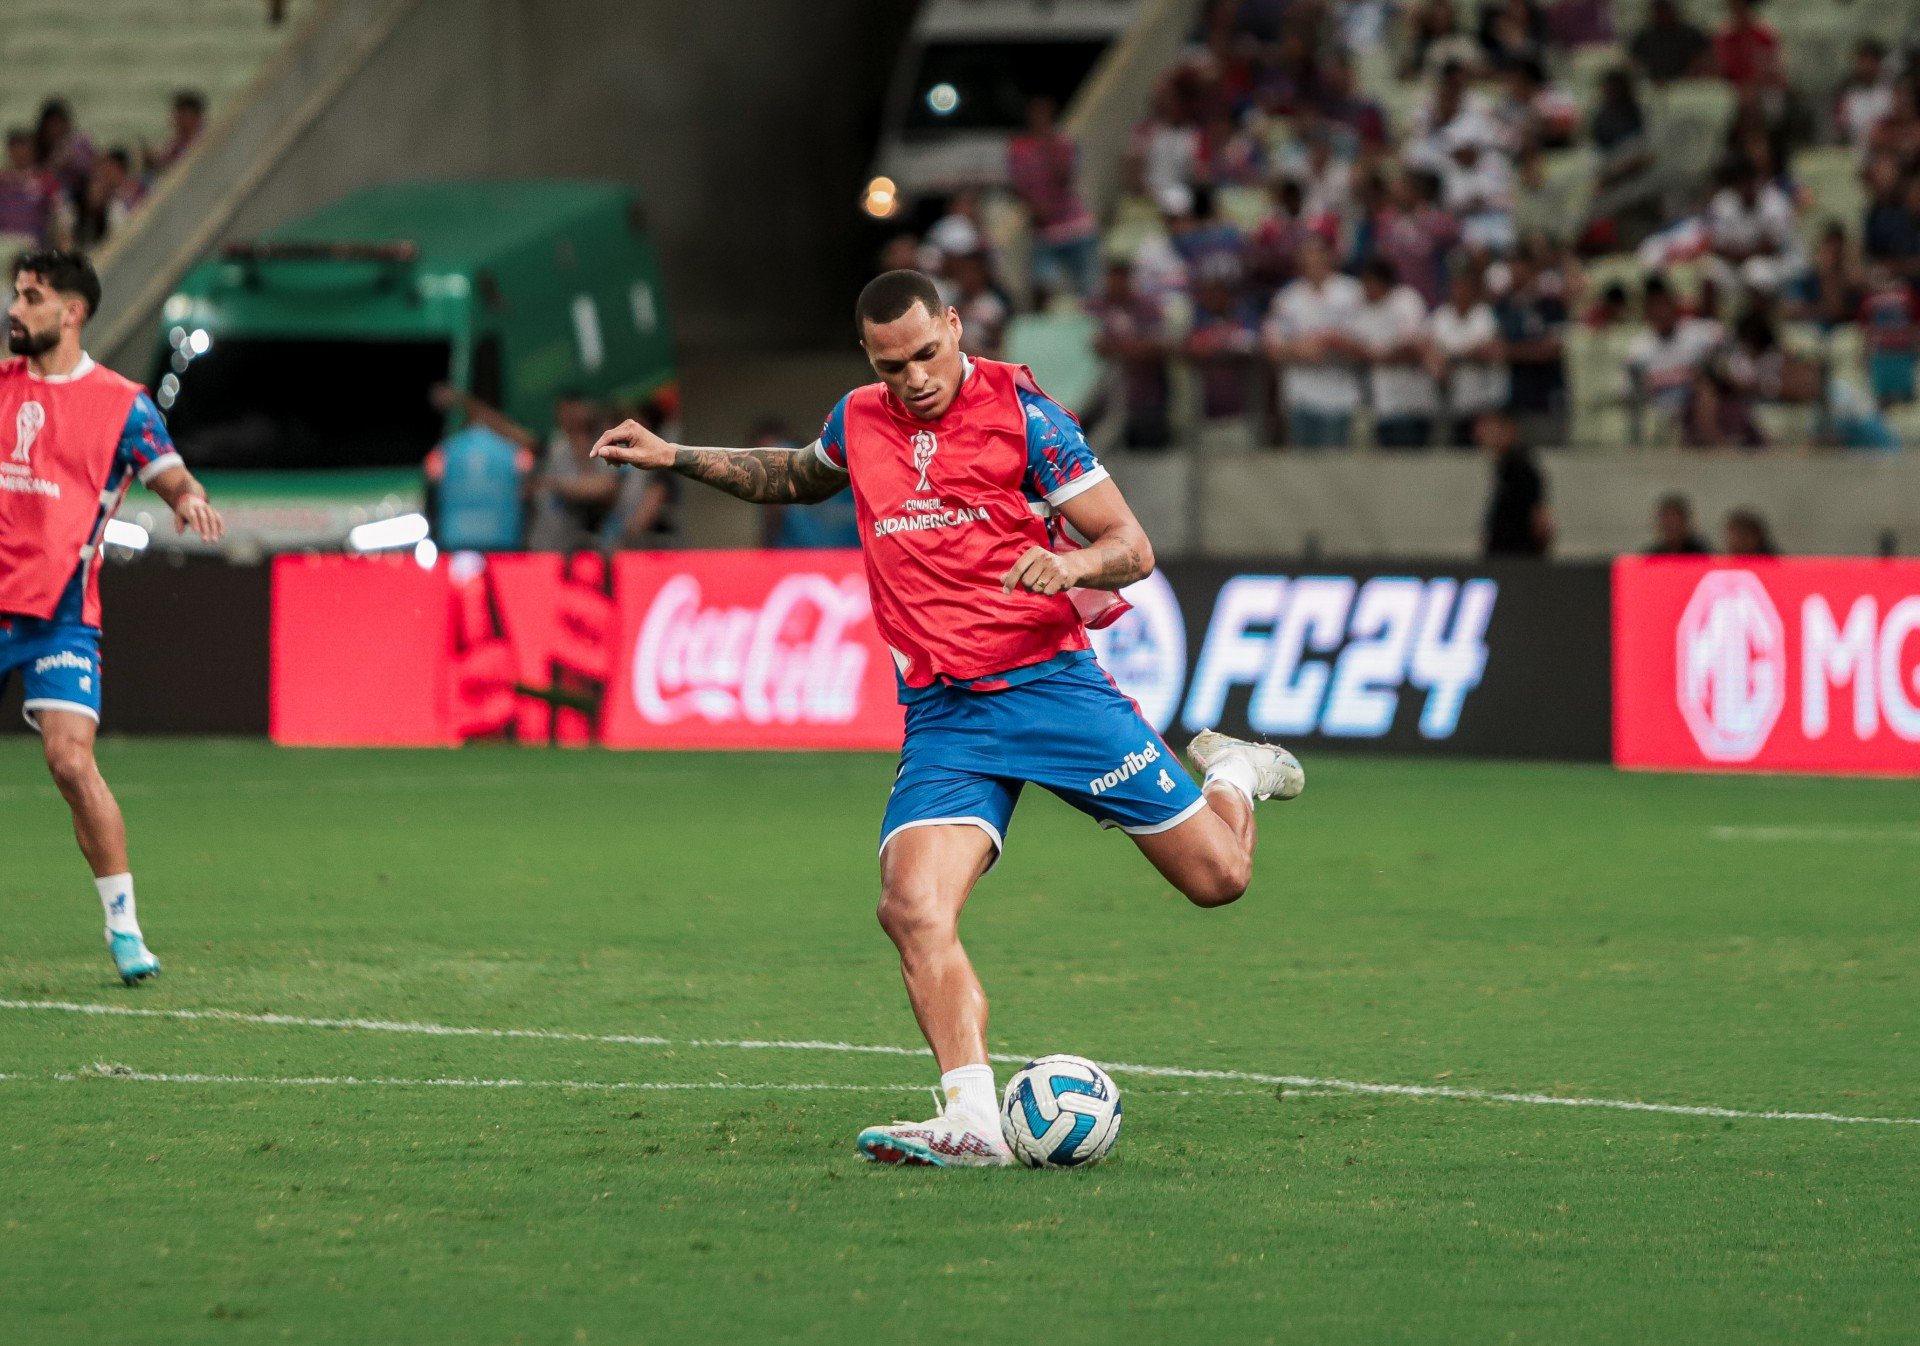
[146, 179, 675, 552]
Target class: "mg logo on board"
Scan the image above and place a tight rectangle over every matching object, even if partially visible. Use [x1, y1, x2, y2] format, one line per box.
[1676, 570, 1786, 762]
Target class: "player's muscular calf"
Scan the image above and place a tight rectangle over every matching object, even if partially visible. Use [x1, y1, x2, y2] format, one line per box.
[39, 711, 129, 877]
[877, 826, 998, 1072]
[591, 419, 845, 505]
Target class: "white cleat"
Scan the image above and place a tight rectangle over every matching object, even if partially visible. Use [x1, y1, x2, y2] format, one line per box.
[856, 1094, 1013, 1168]
[1188, 729, 1305, 802]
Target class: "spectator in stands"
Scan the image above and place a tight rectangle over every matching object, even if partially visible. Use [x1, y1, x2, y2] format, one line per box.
[1479, 409, 1552, 556]
[924, 190, 995, 280]
[1834, 41, 1893, 151]
[1586, 68, 1661, 250]
[1478, 0, 1548, 73]
[1723, 506, 1778, 555]
[1402, 0, 1480, 80]
[1007, 96, 1099, 299]
[1129, 186, 1196, 303]
[144, 90, 207, 177]
[1264, 234, 1365, 448]
[1169, 184, 1247, 285]
[948, 251, 1010, 358]
[602, 395, 681, 549]
[33, 99, 94, 200]
[1489, 247, 1566, 445]
[1280, 127, 1355, 228]
[1712, 0, 1779, 90]
[1493, 58, 1578, 153]
[1374, 170, 1461, 306]
[1626, 275, 1725, 424]
[0, 129, 61, 251]
[1317, 54, 1389, 152]
[1860, 264, 1920, 407]
[1438, 126, 1518, 253]
[1088, 259, 1174, 449]
[1644, 493, 1711, 554]
[1409, 60, 1491, 154]
[1353, 257, 1439, 448]
[1723, 47, 1813, 179]
[1783, 222, 1866, 331]
[1131, 78, 1200, 201]
[760, 418, 859, 549]
[1862, 154, 1920, 283]
[1867, 78, 1920, 163]
[1628, 0, 1712, 86]
[1704, 159, 1804, 295]
[1429, 262, 1509, 446]
[1245, 178, 1327, 300]
[71, 149, 142, 249]
[1194, 108, 1266, 189]
[1185, 275, 1263, 422]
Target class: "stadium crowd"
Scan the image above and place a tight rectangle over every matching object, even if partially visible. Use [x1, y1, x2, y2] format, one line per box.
[0, 92, 206, 256]
[886, 0, 1920, 455]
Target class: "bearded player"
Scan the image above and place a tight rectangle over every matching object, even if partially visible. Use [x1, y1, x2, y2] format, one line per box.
[592, 270, 1301, 1166]
[2, 250, 224, 984]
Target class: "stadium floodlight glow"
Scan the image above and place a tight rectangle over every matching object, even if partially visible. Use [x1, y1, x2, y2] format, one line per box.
[862, 176, 899, 219]
[102, 519, 150, 552]
[346, 513, 431, 553]
[926, 82, 960, 115]
[187, 328, 212, 356]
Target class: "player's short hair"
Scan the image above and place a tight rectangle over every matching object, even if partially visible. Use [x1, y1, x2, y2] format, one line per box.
[11, 248, 102, 318]
[855, 270, 945, 337]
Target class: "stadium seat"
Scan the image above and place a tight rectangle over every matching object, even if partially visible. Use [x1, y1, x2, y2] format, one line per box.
[0, 0, 314, 150]
[1215, 185, 1270, 231]
[1003, 311, 1102, 416]
[1793, 149, 1866, 248]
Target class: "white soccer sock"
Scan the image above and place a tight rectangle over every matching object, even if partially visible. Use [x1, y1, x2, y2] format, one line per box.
[96, 873, 141, 937]
[940, 1064, 999, 1129]
[1203, 753, 1260, 805]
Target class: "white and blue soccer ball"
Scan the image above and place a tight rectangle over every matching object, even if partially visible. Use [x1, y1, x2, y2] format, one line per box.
[1000, 1054, 1122, 1169]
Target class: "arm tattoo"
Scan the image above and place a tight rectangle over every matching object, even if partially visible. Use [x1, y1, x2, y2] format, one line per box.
[1075, 535, 1148, 590]
[669, 446, 845, 505]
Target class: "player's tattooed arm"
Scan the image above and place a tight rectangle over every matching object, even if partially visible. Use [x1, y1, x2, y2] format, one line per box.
[668, 444, 846, 505]
[591, 419, 844, 505]
[1002, 479, 1154, 596]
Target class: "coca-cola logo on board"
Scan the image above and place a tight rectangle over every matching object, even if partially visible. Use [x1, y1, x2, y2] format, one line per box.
[1676, 569, 1786, 762]
[631, 572, 872, 725]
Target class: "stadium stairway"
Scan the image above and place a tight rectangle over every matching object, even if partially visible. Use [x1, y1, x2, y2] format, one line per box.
[0, 0, 317, 152]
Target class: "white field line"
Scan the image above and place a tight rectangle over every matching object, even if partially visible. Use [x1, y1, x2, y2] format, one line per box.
[1711, 825, 1920, 844]
[49, 1067, 920, 1093]
[29, 1066, 1275, 1097]
[3, 998, 1916, 1128]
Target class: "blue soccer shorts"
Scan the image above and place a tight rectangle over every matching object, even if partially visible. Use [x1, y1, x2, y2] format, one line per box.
[0, 616, 103, 731]
[880, 653, 1207, 866]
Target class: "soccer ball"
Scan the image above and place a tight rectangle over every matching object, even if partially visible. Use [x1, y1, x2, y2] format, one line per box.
[1000, 1054, 1122, 1169]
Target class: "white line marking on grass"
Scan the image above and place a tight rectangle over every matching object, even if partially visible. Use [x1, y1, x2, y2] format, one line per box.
[1712, 825, 1920, 844]
[38, 1066, 922, 1093]
[4, 998, 1916, 1128]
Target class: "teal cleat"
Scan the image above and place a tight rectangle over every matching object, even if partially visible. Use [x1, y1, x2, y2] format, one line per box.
[107, 930, 160, 985]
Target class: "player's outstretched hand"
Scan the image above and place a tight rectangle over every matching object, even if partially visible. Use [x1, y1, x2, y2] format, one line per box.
[1002, 545, 1076, 597]
[591, 419, 676, 469]
[174, 494, 225, 543]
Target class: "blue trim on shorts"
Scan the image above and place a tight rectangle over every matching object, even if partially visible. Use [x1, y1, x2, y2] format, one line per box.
[0, 615, 104, 729]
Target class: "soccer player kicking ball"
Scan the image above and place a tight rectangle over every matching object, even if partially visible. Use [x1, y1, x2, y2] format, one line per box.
[592, 271, 1301, 1166]
[1, 251, 224, 984]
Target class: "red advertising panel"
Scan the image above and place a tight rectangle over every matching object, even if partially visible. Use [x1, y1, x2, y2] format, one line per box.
[271, 551, 904, 750]
[1614, 557, 1920, 775]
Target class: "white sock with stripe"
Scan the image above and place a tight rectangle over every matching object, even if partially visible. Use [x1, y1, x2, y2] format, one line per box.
[96, 873, 141, 937]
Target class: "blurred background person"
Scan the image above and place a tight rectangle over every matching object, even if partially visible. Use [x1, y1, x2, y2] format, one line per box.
[1724, 506, 1779, 555]
[1479, 409, 1552, 557]
[1643, 493, 1711, 554]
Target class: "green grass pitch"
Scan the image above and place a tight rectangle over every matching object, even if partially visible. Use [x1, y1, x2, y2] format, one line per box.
[1, 740, 1916, 1343]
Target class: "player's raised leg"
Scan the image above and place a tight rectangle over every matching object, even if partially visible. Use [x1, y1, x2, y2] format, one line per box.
[38, 708, 157, 984]
[856, 823, 1012, 1167]
[1129, 732, 1303, 908]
